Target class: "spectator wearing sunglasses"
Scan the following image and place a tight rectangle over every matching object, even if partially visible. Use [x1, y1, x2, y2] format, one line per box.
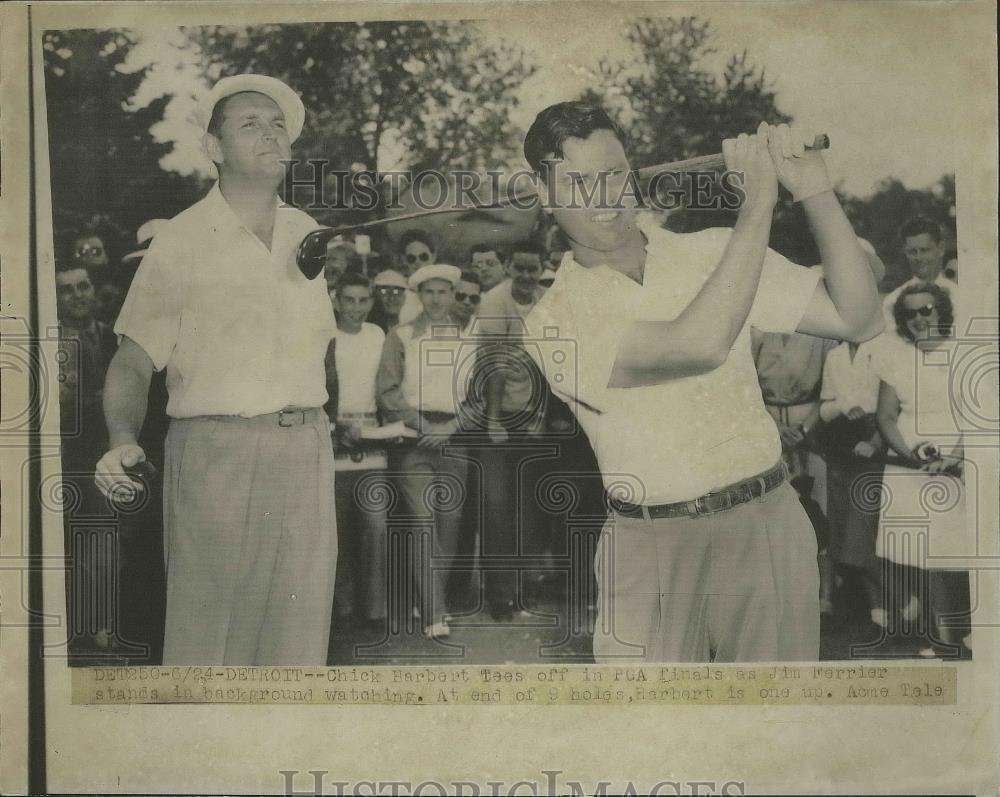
[73, 234, 109, 270]
[873, 282, 971, 657]
[72, 233, 111, 290]
[451, 270, 482, 332]
[369, 269, 410, 333]
[393, 230, 436, 325]
[397, 229, 436, 276]
[474, 240, 549, 620]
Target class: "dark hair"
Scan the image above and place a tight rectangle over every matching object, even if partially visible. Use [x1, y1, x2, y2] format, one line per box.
[458, 270, 481, 286]
[510, 240, 546, 260]
[899, 216, 942, 244]
[469, 242, 508, 262]
[334, 271, 372, 294]
[523, 101, 628, 176]
[398, 229, 435, 254]
[893, 281, 954, 341]
[55, 261, 92, 278]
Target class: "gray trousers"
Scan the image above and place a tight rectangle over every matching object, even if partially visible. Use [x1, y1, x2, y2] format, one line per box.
[162, 410, 337, 664]
[391, 444, 469, 624]
[593, 482, 820, 662]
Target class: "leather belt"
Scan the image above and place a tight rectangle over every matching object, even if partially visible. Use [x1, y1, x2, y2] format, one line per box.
[191, 407, 323, 427]
[606, 462, 788, 520]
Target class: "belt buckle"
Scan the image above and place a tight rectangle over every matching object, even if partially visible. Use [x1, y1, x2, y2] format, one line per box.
[279, 409, 304, 427]
[689, 495, 711, 517]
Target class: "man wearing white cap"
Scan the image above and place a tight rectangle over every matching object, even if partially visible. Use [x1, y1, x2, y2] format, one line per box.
[376, 263, 472, 639]
[95, 75, 338, 665]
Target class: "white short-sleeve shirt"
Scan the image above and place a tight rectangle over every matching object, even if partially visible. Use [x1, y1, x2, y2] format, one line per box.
[115, 183, 336, 418]
[526, 214, 821, 504]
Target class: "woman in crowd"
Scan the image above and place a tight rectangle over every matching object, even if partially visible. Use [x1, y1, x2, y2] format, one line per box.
[874, 282, 971, 657]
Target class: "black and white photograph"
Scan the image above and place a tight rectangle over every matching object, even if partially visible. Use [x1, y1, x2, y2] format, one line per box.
[1, 1, 998, 795]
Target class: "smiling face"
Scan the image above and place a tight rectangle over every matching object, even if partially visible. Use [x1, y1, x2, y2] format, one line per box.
[543, 129, 640, 262]
[206, 92, 291, 184]
[901, 291, 939, 341]
[903, 233, 946, 281]
[417, 278, 455, 322]
[334, 284, 374, 331]
[56, 268, 96, 324]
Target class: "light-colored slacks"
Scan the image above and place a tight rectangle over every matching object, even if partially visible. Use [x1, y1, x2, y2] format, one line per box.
[162, 410, 337, 665]
[593, 482, 820, 663]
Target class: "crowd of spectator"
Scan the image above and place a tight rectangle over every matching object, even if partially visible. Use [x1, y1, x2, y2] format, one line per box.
[56, 212, 971, 662]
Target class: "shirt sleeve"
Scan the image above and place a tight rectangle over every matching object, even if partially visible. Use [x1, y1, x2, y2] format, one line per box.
[113, 230, 184, 371]
[375, 327, 420, 429]
[748, 247, 823, 334]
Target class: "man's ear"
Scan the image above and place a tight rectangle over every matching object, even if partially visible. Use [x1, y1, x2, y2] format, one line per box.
[202, 132, 224, 166]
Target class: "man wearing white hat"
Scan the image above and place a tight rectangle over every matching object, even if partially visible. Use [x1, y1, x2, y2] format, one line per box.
[376, 263, 472, 639]
[95, 75, 338, 665]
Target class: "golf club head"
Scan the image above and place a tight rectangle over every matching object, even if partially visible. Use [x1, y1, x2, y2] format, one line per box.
[297, 227, 335, 279]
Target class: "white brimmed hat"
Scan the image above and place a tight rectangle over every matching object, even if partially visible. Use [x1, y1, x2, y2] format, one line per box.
[194, 74, 306, 143]
[373, 269, 409, 289]
[409, 264, 462, 291]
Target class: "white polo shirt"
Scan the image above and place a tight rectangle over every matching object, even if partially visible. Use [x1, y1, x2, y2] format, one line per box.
[115, 184, 335, 418]
[526, 215, 821, 504]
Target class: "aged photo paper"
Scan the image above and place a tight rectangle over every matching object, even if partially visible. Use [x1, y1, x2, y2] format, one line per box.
[2, 0, 998, 794]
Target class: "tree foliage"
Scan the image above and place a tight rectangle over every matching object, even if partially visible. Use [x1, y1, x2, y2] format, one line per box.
[185, 21, 538, 222]
[594, 17, 791, 166]
[840, 174, 956, 289]
[43, 29, 202, 263]
[586, 17, 802, 245]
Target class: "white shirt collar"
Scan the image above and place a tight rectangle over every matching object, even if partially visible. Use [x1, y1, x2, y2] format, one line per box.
[555, 212, 661, 284]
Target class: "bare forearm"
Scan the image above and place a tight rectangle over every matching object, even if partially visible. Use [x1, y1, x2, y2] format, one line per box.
[805, 191, 881, 335]
[876, 413, 917, 465]
[614, 207, 774, 380]
[103, 356, 151, 449]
